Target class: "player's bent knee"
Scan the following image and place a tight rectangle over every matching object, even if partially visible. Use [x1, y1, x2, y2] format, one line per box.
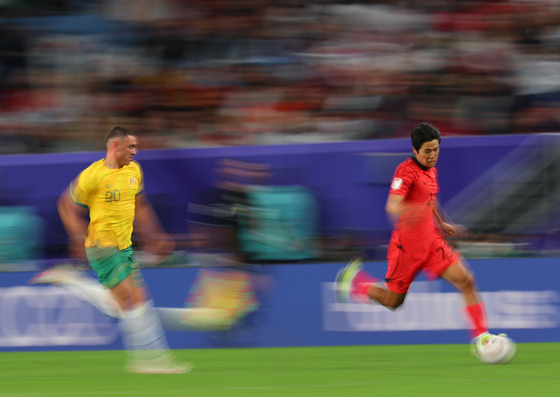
[386, 301, 404, 310]
[382, 294, 406, 310]
[457, 272, 475, 293]
[372, 286, 406, 310]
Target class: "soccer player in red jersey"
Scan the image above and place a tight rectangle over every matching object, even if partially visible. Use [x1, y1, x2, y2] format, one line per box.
[335, 122, 488, 343]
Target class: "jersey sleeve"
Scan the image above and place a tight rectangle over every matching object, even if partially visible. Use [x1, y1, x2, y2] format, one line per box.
[389, 162, 416, 198]
[134, 161, 145, 196]
[69, 169, 94, 208]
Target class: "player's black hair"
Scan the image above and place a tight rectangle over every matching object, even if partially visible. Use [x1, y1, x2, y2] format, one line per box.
[105, 126, 135, 144]
[410, 122, 441, 151]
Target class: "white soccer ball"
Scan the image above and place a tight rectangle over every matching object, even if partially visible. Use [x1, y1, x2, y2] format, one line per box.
[474, 333, 517, 364]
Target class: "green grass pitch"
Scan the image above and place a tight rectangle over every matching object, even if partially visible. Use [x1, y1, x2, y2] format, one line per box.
[0, 343, 558, 397]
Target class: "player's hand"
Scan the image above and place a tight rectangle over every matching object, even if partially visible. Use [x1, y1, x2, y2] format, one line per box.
[140, 233, 175, 264]
[440, 222, 469, 237]
[69, 236, 87, 260]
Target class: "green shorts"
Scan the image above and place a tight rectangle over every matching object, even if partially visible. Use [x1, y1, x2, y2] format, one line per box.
[86, 246, 143, 289]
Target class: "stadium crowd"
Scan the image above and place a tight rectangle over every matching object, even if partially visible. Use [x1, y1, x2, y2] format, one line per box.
[1, 0, 560, 155]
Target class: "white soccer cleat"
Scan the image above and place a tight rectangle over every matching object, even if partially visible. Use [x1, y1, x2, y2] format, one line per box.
[469, 331, 489, 359]
[125, 358, 193, 374]
[29, 266, 81, 286]
[471, 332, 517, 364]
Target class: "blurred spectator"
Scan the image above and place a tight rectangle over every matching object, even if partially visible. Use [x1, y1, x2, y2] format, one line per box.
[1, 1, 560, 155]
[186, 158, 274, 346]
[0, 206, 44, 269]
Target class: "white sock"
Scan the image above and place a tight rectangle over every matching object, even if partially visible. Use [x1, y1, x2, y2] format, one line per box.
[120, 300, 172, 363]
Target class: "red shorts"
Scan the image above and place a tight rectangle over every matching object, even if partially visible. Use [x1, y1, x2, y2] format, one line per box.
[385, 234, 459, 294]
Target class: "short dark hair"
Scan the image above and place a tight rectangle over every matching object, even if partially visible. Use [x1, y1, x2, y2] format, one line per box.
[411, 122, 441, 151]
[105, 126, 135, 144]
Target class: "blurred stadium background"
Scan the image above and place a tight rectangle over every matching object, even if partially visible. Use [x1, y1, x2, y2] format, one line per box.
[1, 0, 559, 155]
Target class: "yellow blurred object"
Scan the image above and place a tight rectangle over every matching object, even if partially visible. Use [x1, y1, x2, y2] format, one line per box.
[182, 269, 258, 330]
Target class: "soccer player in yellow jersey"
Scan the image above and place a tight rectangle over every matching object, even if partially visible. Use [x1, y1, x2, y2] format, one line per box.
[57, 126, 190, 374]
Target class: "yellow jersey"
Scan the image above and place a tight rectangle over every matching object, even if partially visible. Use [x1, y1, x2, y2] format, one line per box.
[69, 159, 144, 249]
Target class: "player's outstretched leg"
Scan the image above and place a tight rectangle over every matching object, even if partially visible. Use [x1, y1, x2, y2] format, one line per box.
[29, 266, 244, 331]
[30, 265, 121, 317]
[334, 257, 379, 303]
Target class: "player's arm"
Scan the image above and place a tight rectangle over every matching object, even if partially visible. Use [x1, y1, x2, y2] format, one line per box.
[58, 187, 88, 259]
[385, 193, 406, 224]
[385, 193, 427, 225]
[134, 192, 175, 261]
[433, 200, 467, 237]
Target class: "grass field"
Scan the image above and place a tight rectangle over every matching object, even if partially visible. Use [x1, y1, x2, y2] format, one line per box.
[0, 343, 558, 397]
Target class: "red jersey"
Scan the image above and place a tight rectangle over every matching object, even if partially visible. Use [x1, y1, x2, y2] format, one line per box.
[389, 157, 440, 248]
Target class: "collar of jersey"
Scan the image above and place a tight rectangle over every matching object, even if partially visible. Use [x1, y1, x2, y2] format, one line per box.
[411, 156, 428, 171]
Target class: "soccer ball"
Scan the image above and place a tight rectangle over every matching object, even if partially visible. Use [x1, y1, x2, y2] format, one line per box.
[473, 333, 517, 364]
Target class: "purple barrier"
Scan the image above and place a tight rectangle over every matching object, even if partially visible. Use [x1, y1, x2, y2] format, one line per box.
[0, 135, 529, 261]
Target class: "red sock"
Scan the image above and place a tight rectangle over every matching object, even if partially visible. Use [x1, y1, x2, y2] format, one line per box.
[351, 270, 379, 301]
[465, 302, 488, 339]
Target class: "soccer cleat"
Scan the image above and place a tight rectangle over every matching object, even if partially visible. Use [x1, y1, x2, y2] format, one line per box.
[126, 358, 193, 374]
[334, 257, 377, 304]
[470, 332, 516, 364]
[470, 331, 491, 359]
[28, 266, 80, 286]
